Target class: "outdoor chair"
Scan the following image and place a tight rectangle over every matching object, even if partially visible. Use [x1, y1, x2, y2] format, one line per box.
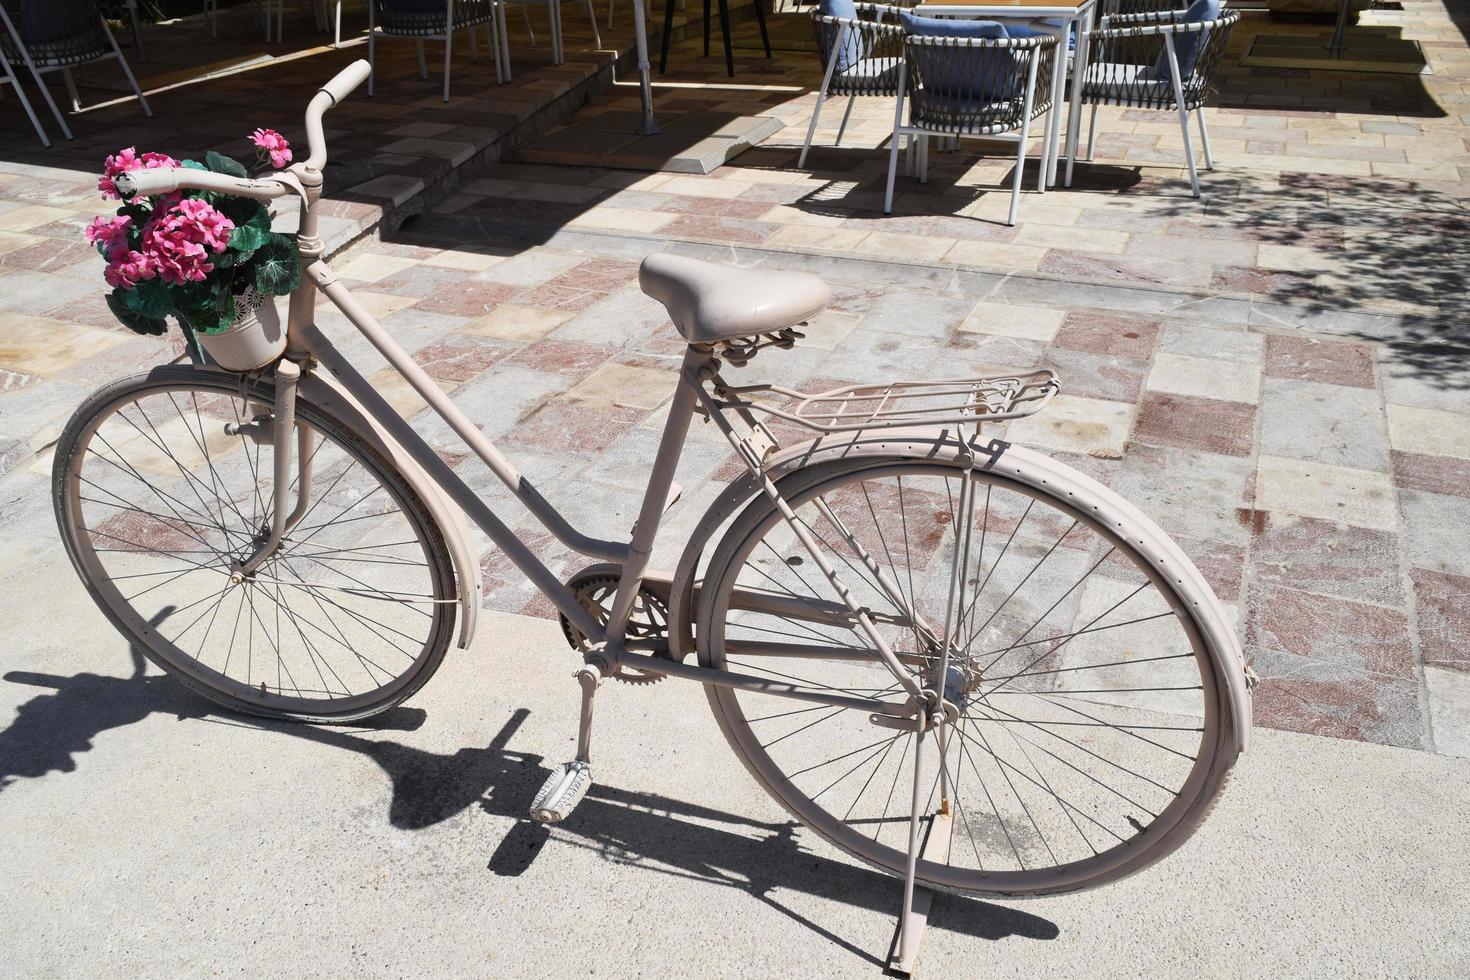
[799, 1, 906, 168]
[0, 0, 151, 144]
[884, 32, 1056, 226]
[367, 0, 505, 102]
[0, 6, 49, 144]
[499, 0, 604, 72]
[1077, 4, 1238, 197]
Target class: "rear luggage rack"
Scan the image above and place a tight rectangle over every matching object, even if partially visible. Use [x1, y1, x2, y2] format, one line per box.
[711, 370, 1060, 434]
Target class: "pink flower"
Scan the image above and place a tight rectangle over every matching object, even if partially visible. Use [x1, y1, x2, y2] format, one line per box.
[103, 250, 155, 289]
[138, 199, 235, 286]
[85, 214, 133, 259]
[250, 128, 292, 169]
[98, 147, 179, 200]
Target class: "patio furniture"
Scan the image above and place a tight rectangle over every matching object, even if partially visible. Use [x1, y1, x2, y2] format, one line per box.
[912, 0, 1098, 191]
[367, 0, 504, 102]
[0, 7, 49, 145]
[1074, 4, 1238, 196]
[657, 0, 771, 78]
[799, 1, 905, 168]
[205, 0, 288, 42]
[500, 0, 604, 68]
[0, 0, 151, 143]
[884, 31, 1057, 225]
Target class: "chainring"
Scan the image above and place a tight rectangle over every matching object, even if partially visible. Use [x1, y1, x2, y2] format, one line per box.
[558, 571, 671, 685]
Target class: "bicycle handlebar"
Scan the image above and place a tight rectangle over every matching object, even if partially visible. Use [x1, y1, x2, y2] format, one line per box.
[113, 167, 292, 201]
[115, 59, 372, 201]
[303, 59, 371, 170]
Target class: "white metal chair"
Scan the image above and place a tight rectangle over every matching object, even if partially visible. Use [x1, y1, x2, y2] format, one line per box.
[0, 6, 49, 145]
[1076, 6, 1238, 196]
[368, 0, 504, 102]
[799, 2, 905, 168]
[884, 32, 1056, 226]
[0, 0, 151, 143]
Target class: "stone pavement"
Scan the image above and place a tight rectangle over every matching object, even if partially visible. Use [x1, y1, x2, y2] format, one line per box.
[2, 1, 1468, 754]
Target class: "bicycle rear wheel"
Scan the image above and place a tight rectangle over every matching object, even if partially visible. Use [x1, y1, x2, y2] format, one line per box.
[53, 367, 456, 722]
[698, 456, 1241, 896]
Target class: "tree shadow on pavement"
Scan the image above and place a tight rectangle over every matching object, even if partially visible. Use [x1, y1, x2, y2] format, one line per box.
[0, 651, 1059, 964]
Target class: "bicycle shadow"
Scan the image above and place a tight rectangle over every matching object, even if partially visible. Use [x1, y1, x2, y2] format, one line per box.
[0, 630, 1059, 965]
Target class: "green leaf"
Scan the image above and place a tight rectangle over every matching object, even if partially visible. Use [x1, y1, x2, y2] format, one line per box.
[176, 283, 237, 335]
[106, 289, 167, 336]
[250, 234, 299, 296]
[228, 207, 272, 257]
[204, 150, 247, 178]
[122, 278, 173, 320]
[181, 159, 207, 171]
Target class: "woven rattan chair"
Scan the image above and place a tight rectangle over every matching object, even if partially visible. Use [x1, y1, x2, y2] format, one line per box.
[884, 33, 1056, 226]
[367, 0, 504, 102]
[1075, 7, 1238, 196]
[799, 2, 905, 168]
[0, 0, 150, 142]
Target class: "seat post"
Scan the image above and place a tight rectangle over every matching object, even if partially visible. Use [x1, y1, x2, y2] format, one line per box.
[601, 345, 714, 641]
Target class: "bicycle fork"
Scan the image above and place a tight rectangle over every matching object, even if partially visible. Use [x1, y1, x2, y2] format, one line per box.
[227, 359, 315, 582]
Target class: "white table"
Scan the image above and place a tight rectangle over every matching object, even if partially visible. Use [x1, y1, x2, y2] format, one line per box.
[911, 0, 1097, 191]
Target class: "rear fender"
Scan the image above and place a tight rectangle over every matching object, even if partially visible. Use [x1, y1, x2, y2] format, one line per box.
[668, 427, 1251, 752]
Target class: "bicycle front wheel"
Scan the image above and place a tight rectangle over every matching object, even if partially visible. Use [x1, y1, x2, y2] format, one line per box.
[53, 367, 457, 722]
[698, 456, 1240, 897]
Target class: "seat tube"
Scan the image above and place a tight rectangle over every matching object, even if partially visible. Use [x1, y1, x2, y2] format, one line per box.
[603, 345, 712, 640]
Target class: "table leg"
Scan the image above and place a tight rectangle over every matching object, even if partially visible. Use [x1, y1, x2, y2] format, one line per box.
[1063, 6, 1092, 187]
[1039, 24, 1065, 191]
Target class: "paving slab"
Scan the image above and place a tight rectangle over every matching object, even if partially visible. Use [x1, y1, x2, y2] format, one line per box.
[1, 607, 1467, 977]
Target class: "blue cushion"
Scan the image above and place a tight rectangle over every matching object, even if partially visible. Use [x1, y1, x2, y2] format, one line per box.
[820, 0, 866, 74]
[898, 12, 1008, 40]
[1153, 0, 1221, 83]
[900, 15, 1019, 105]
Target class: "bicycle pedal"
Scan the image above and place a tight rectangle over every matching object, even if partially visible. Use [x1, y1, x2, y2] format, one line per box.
[530, 760, 592, 823]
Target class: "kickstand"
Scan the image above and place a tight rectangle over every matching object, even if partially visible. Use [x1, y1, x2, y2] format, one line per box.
[887, 809, 953, 977]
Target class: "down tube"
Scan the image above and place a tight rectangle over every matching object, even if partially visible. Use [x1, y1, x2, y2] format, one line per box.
[298, 329, 604, 644]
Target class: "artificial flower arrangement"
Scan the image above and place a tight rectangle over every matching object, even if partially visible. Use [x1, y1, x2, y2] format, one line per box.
[85, 129, 300, 339]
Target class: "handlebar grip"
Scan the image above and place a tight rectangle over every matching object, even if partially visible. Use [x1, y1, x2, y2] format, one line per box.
[318, 60, 371, 106]
[113, 168, 182, 199]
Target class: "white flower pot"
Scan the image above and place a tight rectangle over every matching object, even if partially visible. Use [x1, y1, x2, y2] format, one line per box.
[195, 289, 286, 372]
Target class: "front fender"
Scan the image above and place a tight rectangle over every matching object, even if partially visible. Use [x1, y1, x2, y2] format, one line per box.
[669, 426, 1251, 752]
[296, 370, 481, 649]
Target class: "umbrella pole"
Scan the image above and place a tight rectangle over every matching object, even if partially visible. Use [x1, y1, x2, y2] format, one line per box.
[631, 0, 662, 134]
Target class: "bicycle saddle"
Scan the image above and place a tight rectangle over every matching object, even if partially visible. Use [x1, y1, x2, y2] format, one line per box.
[639, 253, 830, 345]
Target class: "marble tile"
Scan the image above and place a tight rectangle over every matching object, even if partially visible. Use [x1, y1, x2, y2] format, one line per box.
[958, 301, 1065, 341]
[1132, 391, 1256, 458]
[1003, 394, 1134, 459]
[1255, 456, 1397, 531]
[1258, 378, 1389, 472]
[1264, 334, 1375, 388]
[1146, 352, 1261, 404]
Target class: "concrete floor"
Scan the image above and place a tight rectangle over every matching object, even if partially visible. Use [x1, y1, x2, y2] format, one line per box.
[3, 600, 1466, 977]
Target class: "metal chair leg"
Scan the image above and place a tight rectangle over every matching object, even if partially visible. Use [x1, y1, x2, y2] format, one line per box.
[884, 69, 908, 214]
[717, 0, 733, 77]
[834, 94, 856, 147]
[62, 67, 81, 112]
[415, 38, 428, 78]
[1196, 106, 1214, 171]
[443, 21, 454, 101]
[584, 0, 601, 47]
[1085, 102, 1098, 162]
[0, 50, 50, 147]
[101, 17, 152, 117]
[367, 2, 376, 93]
[1163, 36, 1199, 198]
